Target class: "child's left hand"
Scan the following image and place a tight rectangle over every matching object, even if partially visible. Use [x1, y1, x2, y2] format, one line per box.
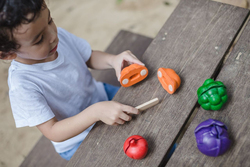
[111, 50, 145, 81]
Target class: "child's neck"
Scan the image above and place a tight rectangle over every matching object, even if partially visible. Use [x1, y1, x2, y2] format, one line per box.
[15, 51, 58, 65]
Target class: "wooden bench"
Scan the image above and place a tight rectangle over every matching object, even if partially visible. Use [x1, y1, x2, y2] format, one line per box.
[66, 0, 250, 166]
[19, 30, 153, 167]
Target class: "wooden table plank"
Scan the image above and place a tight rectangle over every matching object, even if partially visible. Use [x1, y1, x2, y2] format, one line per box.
[167, 14, 250, 167]
[67, 0, 249, 166]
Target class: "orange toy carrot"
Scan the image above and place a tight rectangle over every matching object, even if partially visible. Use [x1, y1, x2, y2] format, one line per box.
[157, 68, 181, 94]
[120, 64, 148, 87]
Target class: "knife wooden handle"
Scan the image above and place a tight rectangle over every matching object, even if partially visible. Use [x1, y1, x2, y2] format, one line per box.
[135, 98, 159, 111]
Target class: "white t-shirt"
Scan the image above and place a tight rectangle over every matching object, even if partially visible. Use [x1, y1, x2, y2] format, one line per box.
[8, 27, 108, 153]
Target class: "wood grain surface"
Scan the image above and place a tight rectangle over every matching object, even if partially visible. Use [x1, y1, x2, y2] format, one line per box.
[67, 0, 249, 167]
[167, 14, 250, 167]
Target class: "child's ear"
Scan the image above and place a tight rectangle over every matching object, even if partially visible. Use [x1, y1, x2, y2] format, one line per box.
[1, 52, 17, 60]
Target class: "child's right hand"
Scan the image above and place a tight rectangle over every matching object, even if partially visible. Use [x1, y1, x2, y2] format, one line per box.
[93, 101, 139, 125]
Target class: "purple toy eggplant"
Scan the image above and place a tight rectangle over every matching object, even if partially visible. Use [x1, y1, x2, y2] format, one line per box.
[194, 119, 231, 157]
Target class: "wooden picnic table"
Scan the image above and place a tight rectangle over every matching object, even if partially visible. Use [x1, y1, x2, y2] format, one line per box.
[67, 0, 250, 166]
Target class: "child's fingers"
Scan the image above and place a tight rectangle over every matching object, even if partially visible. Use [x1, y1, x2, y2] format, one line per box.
[118, 74, 121, 81]
[125, 54, 145, 66]
[122, 105, 139, 115]
[116, 119, 125, 125]
[126, 50, 138, 59]
[117, 70, 121, 81]
[119, 112, 132, 121]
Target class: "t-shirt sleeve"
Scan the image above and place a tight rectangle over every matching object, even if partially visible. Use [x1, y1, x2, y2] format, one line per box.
[57, 27, 92, 62]
[9, 87, 55, 128]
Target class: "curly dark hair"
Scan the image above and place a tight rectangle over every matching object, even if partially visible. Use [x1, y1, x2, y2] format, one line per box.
[0, 0, 45, 59]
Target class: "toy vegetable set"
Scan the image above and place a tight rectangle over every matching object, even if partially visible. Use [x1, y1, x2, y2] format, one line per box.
[120, 64, 180, 159]
[120, 64, 231, 159]
[120, 64, 181, 94]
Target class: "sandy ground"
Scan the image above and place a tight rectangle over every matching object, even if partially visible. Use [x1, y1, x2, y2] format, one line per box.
[0, 0, 248, 167]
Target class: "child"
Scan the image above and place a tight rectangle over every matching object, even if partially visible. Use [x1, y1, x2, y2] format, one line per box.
[0, 0, 145, 160]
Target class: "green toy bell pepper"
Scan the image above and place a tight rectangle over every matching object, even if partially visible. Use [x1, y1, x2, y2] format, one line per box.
[197, 79, 228, 110]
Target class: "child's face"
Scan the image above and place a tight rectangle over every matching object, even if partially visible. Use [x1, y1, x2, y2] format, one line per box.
[13, 6, 58, 64]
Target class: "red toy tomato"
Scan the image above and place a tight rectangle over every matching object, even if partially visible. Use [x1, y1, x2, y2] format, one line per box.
[123, 135, 148, 159]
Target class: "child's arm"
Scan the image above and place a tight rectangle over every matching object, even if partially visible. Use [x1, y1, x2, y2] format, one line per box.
[86, 50, 145, 81]
[36, 101, 139, 142]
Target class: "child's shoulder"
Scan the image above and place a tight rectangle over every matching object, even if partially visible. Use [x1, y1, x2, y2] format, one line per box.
[57, 27, 78, 47]
[57, 27, 91, 55]
[57, 27, 71, 40]
[57, 27, 68, 36]
[8, 66, 35, 92]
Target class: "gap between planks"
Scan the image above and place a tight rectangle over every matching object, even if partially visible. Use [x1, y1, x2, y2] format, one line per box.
[213, 11, 250, 79]
[223, 12, 250, 64]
